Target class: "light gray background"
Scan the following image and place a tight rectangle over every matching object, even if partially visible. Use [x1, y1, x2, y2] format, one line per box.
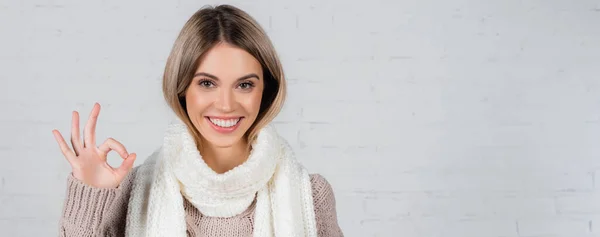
[1, 0, 600, 236]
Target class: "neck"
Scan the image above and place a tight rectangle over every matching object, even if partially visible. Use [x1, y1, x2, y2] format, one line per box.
[199, 139, 250, 174]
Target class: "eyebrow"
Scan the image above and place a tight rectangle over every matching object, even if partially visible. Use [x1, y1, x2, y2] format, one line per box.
[193, 72, 260, 81]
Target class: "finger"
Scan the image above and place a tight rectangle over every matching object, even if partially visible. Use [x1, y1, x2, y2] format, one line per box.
[52, 130, 76, 164]
[114, 153, 136, 178]
[84, 103, 100, 148]
[98, 138, 129, 159]
[70, 111, 83, 155]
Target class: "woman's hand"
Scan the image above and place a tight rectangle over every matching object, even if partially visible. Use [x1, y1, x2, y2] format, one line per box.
[52, 103, 136, 189]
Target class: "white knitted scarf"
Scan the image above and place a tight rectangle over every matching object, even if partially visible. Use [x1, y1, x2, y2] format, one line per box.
[124, 119, 318, 236]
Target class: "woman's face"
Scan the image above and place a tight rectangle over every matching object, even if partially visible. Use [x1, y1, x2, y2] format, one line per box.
[185, 42, 264, 148]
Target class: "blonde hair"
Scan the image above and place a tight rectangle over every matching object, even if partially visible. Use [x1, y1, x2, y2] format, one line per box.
[162, 4, 286, 149]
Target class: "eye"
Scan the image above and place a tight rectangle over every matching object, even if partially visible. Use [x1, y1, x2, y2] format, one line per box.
[238, 81, 255, 90]
[198, 79, 215, 88]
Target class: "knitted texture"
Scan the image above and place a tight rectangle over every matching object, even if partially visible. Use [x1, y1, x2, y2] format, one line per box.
[121, 118, 317, 236]
[58, 170, 344, 237]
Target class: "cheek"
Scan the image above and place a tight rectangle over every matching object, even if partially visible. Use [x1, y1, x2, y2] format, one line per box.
[185, 89, 212, 113]
[243, 90, 263, 116]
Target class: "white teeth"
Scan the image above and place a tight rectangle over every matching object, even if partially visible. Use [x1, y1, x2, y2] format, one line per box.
[209, 117, 240, 128]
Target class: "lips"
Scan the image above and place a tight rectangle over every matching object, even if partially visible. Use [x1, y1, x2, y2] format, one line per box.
[207, 117, 242, 128]
[205, 116, 244, 134]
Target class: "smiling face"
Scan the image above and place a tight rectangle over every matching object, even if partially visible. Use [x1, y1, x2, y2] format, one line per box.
[185, 42, 264, 149]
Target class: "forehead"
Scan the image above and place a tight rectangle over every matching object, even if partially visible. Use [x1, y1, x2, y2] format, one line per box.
[196, 43, 263, 78]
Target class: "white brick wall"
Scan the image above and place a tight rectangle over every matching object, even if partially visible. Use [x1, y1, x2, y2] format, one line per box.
[1, 0, 600, 236]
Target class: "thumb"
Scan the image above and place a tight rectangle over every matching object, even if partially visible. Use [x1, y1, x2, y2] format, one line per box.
[115, 153, 137, 178]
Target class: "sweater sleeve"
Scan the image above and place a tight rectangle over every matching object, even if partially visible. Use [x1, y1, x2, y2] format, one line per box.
[59, 167, 138, 237]
[310, 174, 344, 237]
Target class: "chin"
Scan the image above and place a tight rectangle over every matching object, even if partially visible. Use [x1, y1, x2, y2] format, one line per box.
[203, 134, 244, 148]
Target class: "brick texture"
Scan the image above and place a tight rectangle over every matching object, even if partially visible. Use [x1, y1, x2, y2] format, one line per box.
[1, 0, 600, 236]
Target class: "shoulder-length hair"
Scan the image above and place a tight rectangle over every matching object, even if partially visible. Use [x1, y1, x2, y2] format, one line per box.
[162, 4, 286, 149]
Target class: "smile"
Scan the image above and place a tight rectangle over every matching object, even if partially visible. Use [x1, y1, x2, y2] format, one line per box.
[206, 116, 243, 133]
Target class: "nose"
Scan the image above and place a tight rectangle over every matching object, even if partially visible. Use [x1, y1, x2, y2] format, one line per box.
[215, 88, 234, 112]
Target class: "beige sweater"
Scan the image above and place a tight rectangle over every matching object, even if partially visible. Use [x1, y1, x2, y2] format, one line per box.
[58, 165, 343, 237]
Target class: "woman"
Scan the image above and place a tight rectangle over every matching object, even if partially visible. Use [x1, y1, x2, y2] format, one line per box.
[52, 4, 343, 237]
